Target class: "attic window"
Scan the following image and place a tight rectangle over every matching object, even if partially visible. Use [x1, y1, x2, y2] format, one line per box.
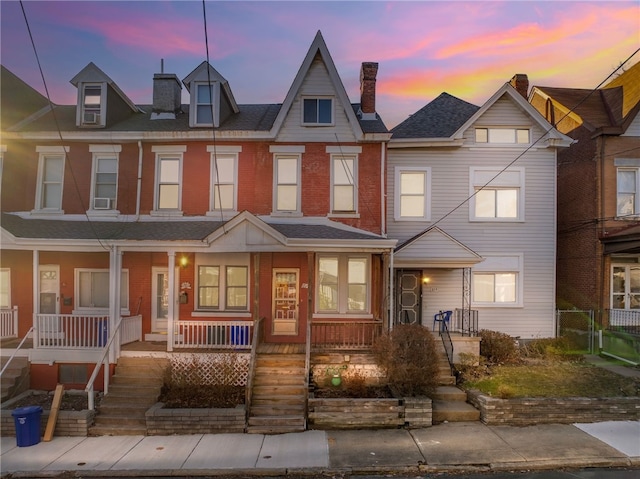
[303, 97, 333, 125]
[196, 84, 215, 125]
[475, 128, 529, 144]
[82, 84, 102, 126]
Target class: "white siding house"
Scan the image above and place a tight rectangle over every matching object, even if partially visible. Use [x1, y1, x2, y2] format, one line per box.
[388, 82, 572, 339]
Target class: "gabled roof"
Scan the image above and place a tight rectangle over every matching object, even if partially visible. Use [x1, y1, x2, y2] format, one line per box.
[269, 30, 370, 140]
[0, 65, 50, 129]
[69, 62, 140, 113]
[394, 226, 483, 268]
[603, 60, 640, 118]
[391, 92, 479, 139]
[182, 61, 239, 114]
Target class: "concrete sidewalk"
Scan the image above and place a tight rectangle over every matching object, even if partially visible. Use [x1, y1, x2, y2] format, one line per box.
[1, 421, 639, 477]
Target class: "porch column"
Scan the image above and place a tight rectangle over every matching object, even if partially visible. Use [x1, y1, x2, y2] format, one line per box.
[32, 250, 39, 347]
[388, 251, 395, 331]
[382, 252, 390, 331]
[108, 246, 122, 363]
[167, 251, 176, 352]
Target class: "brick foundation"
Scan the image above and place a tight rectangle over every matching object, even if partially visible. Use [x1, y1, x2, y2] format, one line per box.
[145, 403, 246, 435]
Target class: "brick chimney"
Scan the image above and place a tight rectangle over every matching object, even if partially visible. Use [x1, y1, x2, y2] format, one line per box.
[360, 62, 378, 120]
[509, 73, 529, 99]
[152, 72, 182, 120]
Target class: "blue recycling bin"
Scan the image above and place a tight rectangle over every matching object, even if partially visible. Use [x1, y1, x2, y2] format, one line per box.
[231, 325, 246, 346]
[97, 319, 108, 347]
[12, 405, 43, 447]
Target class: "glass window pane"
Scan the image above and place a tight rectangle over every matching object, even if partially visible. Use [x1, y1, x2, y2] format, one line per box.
[348, 258, 366, 284]
[213, 184, 234, 209]
[159, 158, 179, 182]
[278, 158, 297, 183]
[199, 266, 220, 286]
[96, 183, 117, 199]
[348, 284, 366, 311]
[214, 157, 235, 183]
[227, 266, 247, 287]
[618, 170, 636, 193]
[495, 273, 516, 302]
[516, 129, 530, 143]
[618, 194, 635, 216]
[43, 184, 62, 209]
[84, 86, 101, 107]
[401, 197, 424, 217]
[473, 273, 494, 302]
[0, 270, 10, 308]
[475, 128, 488, 143]
[92, 272, 109, 307]
[159, 184, 179, 209]
[334, 185, 354, 211]
[319, 258, 338, 311]
[277, 185, 297, 211]
[497, 189, 518, 218]
[489, 129, 515, 143]
[44, 157, 63, 181]
[475, 189, 495, 217]
[303, 99, 317, 123]
[401, 172, 424, 195]
[197, 84, 212, 103]
[197, 105, 213, 124]
[318, 99, 332, 123]
[97, 158, 117, 173]
[334, 158, 354, 184]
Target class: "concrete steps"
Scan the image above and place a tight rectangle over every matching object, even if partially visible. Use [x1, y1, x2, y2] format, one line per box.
[89, 357, 168, 436]
[247, 348, 306, 434]
[0, 357, 30, 403]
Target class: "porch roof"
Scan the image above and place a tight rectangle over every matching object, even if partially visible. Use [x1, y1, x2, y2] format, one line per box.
[394, 226, 483, 268]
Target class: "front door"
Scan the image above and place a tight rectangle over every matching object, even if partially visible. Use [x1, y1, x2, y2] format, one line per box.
[152, 267, 178, 333]
[396, 270, 422, 325]
[272, 269, 299, 335]
[39, 265, 59, 314]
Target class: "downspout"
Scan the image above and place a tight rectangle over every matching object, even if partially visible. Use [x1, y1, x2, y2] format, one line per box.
[136, 140, 143, 218]
[389, 250, 394, 331]
[598, 136, 606, 325]
[380, 142, 386, 236]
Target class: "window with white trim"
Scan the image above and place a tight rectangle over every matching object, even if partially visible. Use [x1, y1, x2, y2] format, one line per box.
[470, 167, 524, 221]
[152, 146, 185, 213]
[472, 255, 522, 307]
[394, 167, 431, 220]
[0, 269, 10, 309]
[211, 155, 236, 211]
[196, 254, 249, 311]
[303, 97, 333, 125]
[274, 154, 300, 213]
[89, 145, 120, 211]
[332, 155, 357, 213]
[75, 269, 129, 311]
[617, 167, 640, 217]
[196, 83, 215, 125]
[475, 128, 530, 144]
[317, 255, 369, 314]
[81, 84, 103, 126]
[35, 147, 67, 212]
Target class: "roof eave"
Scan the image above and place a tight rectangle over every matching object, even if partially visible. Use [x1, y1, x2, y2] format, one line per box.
[388, 138, 464, 148]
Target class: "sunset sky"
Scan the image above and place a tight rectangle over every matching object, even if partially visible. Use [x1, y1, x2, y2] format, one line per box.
[1, 0, 638, 128]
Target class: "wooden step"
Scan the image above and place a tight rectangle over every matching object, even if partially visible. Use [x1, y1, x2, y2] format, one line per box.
[250, 404, 305, 416]
[248, 415, 305, 427]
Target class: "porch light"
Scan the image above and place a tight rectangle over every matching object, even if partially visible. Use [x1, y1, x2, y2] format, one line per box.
[422, 276, 430, 284]
[179, 256, 188, 269]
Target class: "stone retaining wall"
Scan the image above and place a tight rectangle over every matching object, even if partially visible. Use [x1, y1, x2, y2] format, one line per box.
[467, 390, 640, 425]
[308, 396, 431, 429]
[145, 403, 246, 435]
[1, 409, 94, 437]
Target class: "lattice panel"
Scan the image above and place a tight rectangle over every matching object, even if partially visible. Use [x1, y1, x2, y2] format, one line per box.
[169, 353, 250, 386]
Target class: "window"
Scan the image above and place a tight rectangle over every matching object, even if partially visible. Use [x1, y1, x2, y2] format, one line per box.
[332, 155, 357, 212]
[34, 146, 68, 212]
[394, 167, 431, 220]
[303, 97, 333, 125]
[196, 254, 249, 311]
[81, 84, 102, 126]
[90, 145, 120, 211]
[196, 84, 214, 125]
[475, 128, 530, 144]
[274, 155, 300, 213]
[472, 255, 522, 307]
[0, 269, 10, 309]
[617, 168, 639, 217]
[317, 255, 369, 314]
[208, 146, 240, 214]
[152, 146, 186, 213]
[470, 167, 524, 221]
[76, 269, 129, 311]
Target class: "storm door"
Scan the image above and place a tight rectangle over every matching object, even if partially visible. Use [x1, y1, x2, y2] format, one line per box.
[272, 269, 299, 335]
[396, 270, 422, 325]
[612, 264, 640, 310]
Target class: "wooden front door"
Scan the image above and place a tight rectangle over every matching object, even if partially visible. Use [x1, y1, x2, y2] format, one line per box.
[272, 269, 299, 335]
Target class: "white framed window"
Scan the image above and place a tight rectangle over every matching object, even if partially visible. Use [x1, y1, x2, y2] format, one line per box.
[89, 145, 120, 212]
[469, 167, 524, 221]
[195, 83, 215, 126]
[394, 167, 431, 221]
[475, 128, 530, 144]
[75, 269, 129, 312]
[208, 146, 240, 213]
[80, 83, 104, 127]
[472, 255, 523, 307]
[611, 261, 640, 310]
[152, 145, 185, 213]
[617, 167, 640, 217]
[274, 154, 301, 213]
[34, 146, 68, 213]
[195, 253, 249, 312]
[332, 155, 357, 213]
[0, 269, 10, 309]
[316, 254, 370, 315]
[302, 97, 333, 125]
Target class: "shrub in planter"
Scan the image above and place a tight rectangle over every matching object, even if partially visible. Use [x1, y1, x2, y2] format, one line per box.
[479, 329, 520, 365]
[373, 324, 440, 397]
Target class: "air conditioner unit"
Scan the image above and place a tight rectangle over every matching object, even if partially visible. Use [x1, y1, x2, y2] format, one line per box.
[83, 112, 98, 124]
[93, 197, 111, 210]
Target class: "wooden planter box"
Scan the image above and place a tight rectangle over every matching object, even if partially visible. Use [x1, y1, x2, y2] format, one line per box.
[467, 389, 640, 426]
[145, 402, 246, 435]
[308, 396, 431, 429]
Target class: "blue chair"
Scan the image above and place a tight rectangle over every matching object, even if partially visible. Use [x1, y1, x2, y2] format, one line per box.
[433, 310, 452, 332]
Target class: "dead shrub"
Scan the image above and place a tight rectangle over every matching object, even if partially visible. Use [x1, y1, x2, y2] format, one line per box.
[479, 329, 521, 365]
[373, 324, 440, 397]
[455, 352, 487, 381]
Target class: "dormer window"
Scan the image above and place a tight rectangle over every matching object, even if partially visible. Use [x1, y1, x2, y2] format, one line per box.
[475, 128, 530, 144]
[81, 84, 104, 126]
[196, 84, 215, 125]
[303, 97, 333, 125]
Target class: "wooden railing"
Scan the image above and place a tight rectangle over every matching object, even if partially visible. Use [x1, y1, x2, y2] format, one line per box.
[120, 315, 142, 345]
[310, 319, 382, 350]
[173, 320, 253, 349]
[35, 313, 109, 349]
[0, 307, 18, 340]
[245, 317, 264, 418]
[605, 309, 640, 334]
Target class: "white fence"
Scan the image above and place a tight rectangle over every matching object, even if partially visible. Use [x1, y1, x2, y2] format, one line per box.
[120, 315, 142, 345]
[0, 307, 18, 339]
[174, 320, 253, 349]
[36, 313, 109, 349]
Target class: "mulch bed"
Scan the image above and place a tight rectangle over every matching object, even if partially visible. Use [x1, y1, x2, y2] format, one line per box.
[159, 385, 245, 408]
[7, 392, 102, 411]
[312, 385, 393, 398]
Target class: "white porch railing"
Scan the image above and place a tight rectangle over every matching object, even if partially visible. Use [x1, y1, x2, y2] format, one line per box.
[35, 313, 109, 349]
[0, 306, 18, 339]
[173, 320, 253, 349]
[607, 308, 640, 330]
[120, 314, 142, 345]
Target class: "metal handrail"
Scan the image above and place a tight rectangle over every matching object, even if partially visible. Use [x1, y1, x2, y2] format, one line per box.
[244, 317, 263, 420]
[84, 315, 125, 410]
[0, 327, 33, 378]
[304, 314, 311, 428]
[440, 320, 455, 376]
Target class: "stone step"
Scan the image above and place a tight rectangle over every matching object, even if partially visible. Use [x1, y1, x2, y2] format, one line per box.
[93, 414, 147, 427]
[432, 400, 480, 423]
[89, 424, 147, 436]
[97, 403, 151, 415]
[437, 375, 456, 386]
[431, 386, 467, 401]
